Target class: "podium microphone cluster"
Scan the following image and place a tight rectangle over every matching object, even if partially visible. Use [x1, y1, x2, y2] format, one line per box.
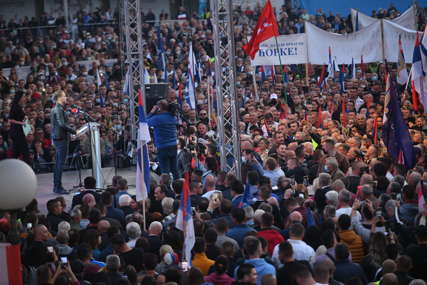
[70, 104, 96, 122]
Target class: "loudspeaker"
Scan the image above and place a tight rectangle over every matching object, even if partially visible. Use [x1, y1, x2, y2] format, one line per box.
[145, 83, 169, 111]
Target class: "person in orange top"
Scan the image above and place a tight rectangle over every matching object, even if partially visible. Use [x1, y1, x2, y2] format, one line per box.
[192, 237, 215, 276]
[337, 214, 364, 263]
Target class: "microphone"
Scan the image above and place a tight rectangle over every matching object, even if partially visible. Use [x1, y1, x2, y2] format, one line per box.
[71, 104, 96, 122]
[70, 104, 81, 113]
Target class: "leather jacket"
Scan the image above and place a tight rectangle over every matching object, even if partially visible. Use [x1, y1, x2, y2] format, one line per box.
[50, 103, 75, 140]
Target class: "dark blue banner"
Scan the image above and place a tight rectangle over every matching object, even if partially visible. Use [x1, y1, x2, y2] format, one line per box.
[298, 0, 413, 16]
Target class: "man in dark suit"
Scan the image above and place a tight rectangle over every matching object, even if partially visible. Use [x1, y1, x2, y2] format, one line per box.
[51, 90, 76, 194]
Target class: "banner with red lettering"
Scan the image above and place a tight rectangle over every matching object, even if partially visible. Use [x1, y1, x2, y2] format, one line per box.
[250, 33, 307, 66]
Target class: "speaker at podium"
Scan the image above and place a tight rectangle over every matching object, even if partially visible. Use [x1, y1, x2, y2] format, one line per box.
[145, 83, 169, 111]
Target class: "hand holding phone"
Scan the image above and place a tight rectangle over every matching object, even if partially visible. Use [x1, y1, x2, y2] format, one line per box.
[60, 257, 68, 268]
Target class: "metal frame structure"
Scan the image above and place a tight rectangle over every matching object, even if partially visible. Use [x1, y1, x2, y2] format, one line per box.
[122, 0, 146, 141]
[211, 0, 242, 179]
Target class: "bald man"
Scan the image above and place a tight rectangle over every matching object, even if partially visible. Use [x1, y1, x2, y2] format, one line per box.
[147, 221, 163, 254]
[23, 225, 51, 267]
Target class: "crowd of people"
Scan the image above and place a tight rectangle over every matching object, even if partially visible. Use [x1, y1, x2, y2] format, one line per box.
[0, 2, 427, 285]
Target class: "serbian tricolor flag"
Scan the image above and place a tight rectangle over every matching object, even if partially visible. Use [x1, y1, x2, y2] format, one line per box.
[243, 0, 279, 59]
[176, 172, 195, 264]
[411, 30, 427, 113]
[317, 64, 327, 90]
[0, 243, 23, 285]
[135, 89, 151, 202]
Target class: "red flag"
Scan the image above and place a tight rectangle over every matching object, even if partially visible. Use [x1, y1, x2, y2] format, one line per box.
[183, 171, 190, 193]
[411, 80, 419, 112]
[317, 65, 326, 88]
[243, 0, 279, 59]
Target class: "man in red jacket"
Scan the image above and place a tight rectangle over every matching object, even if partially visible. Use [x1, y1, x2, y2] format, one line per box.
[256, 212, 284, 256]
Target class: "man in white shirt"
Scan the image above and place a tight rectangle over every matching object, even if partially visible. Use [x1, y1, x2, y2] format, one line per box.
[272, 222, 315, 266]
[336, 189, 361, 221]
[201, 175, 221, 200]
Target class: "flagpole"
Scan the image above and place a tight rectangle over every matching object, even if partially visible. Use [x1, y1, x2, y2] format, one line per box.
[142, 199, 147, 232]
[207, 75, 212, 126]
[252, 65, 259, 101]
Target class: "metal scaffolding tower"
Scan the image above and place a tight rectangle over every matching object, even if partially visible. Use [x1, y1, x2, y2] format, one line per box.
[121, 0, 145, 141]
[211, 0, 242, 179]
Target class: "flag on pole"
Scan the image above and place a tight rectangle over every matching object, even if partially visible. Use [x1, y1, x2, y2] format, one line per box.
[0, 244, 23, 285]
[186, 42, 197, 109]
[382, 74, 415, 169]
[96, 69, 102, 87]
[136, 89, 151, 202]
[318, 65, 327, 90]
[397, 35, 409, 85]
[176, 172, 195, 264]
[411, 30, 427, 113]
[243, 0, 279, 59]
[411, 80, 419, 111]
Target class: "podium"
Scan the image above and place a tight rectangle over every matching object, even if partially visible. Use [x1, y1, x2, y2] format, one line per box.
[76, 122, 103, 189]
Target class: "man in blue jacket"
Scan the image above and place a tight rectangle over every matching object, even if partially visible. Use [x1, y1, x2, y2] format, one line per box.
[147, 100, 178, 179]
[235, 236, 276, 285]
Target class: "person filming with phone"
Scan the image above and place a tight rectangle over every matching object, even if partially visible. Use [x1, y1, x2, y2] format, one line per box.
[147, 99, 178, 179]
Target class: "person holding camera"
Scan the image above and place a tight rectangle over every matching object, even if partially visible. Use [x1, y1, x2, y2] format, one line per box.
[147, 100, 178, 179]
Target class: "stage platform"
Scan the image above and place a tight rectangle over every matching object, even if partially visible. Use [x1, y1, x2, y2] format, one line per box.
[35, 167, 138, 214]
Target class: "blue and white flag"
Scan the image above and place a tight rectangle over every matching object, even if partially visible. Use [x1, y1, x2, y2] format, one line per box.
[136, 89, 151, 202]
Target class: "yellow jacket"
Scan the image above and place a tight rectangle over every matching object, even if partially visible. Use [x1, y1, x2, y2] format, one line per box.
[338, 230, 364, 263]
[192, 253, 215, 275]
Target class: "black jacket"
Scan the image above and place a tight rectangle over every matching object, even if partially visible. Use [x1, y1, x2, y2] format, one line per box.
[50, 103, 75, 140]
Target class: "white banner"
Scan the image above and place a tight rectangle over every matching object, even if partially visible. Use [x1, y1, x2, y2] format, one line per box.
[305, 21, 383, 65]
[251, 34, 307, 66]
[383, 20, 423, 63]
[351, 5, 417, 31]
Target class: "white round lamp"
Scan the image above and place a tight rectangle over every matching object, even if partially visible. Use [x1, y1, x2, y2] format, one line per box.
[0, 159, 37, 210]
